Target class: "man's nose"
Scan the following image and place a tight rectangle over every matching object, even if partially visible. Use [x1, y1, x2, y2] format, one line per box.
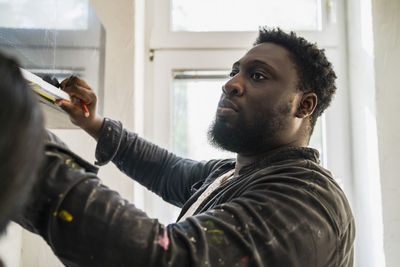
[222, 76, 244, 97]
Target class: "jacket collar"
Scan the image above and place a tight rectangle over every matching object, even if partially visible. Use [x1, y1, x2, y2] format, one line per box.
[239, 146, 320, 175]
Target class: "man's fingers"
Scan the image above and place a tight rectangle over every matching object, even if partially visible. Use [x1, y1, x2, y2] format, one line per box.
[62, 85, 94, 103]
[59, 76, 96, 106]
[57, 100, 80, 117]
[60, 78, 69, 89]
[60, 76, 75, 89]
[74, 77, 91, 89]
[60, 76, 93, 91]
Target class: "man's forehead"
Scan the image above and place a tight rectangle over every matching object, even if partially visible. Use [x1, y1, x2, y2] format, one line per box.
[236, 42, 292, 68]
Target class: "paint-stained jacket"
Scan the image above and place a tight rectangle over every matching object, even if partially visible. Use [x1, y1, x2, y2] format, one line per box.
[17, 118, 355, 267]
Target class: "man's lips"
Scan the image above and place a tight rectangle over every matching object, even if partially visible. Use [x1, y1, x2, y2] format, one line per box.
[217, 99, 239, 112]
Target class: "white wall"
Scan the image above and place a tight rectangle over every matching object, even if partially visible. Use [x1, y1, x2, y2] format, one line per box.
[346, 0, 385, 266]
[372, 0, 400, 266]
[347, 0, 385, 267]
[347, 0, 400, 266]
[89, 0, 136, 199]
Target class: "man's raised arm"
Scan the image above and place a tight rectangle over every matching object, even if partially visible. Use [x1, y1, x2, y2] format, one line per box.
[56, 76, 230, 207]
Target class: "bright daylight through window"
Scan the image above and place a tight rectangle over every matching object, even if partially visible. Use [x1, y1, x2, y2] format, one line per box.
[172, 0, 322, 32]
[0, 0, 89, 30]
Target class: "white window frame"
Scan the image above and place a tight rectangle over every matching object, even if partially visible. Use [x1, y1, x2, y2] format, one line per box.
[148, 0, 340, 49]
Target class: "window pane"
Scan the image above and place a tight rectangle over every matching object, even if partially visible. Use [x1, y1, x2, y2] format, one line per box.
[172, 0, 321, 32]
[172, 70, 235, 160]
[172, 70, 325, 163]
[0, 0, 89, 30]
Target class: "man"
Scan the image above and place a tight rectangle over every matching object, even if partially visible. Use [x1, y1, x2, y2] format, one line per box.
[0, 53, 45, 267]
[18, 28, 355, 266]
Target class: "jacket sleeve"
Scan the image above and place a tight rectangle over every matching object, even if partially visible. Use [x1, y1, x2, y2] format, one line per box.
[17, 144, 354, 267]
[94, 118, 231, 207]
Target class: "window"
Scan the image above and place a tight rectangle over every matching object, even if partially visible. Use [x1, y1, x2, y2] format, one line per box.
[149, 0, 338, 49]
[172, 0, 322, 32]
[0, 0, 89, 30]
[172, 70, 235, 160]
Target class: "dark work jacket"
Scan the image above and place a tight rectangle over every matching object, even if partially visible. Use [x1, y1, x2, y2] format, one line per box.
[18, 118, 355, 267]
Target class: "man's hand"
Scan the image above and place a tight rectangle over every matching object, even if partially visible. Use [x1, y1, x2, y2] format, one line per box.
[56, 76, 103, 140]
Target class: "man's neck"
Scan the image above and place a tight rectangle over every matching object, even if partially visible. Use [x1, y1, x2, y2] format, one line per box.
[234, 140, 306, 176]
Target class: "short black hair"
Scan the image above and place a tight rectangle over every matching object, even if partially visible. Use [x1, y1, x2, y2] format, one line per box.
[254, 27, 337, 135]
[0, 52, 44, 232]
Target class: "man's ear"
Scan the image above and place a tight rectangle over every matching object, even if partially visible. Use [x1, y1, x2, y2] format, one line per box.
[296, 92, 317, 118]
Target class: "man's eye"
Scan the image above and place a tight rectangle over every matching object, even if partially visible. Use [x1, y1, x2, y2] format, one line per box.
[251, 72, 266, 80]
[229, 71, 238, 77]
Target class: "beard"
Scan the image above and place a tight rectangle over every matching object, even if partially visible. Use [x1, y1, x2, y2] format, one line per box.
[208, 104, 290, 154]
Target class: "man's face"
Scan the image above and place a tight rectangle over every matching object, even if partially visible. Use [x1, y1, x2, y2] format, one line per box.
[209, 42, 303, 154]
